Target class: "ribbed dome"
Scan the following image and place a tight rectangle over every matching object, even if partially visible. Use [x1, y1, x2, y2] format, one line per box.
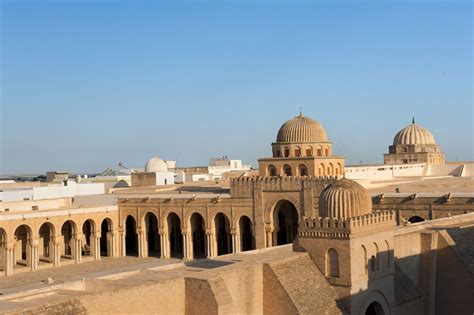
[145, 157, 168, 172]
[276, 114, 328, 143]
[319, 179, 372, 219]
[393, 122, 436, 145]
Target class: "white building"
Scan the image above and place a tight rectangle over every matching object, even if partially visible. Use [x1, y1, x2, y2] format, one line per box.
[131, 157, 176, 186]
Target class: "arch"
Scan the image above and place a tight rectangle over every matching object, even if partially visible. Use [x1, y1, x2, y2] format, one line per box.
[215, 212, 232, 255]
[284, 146, 290, 157]
[125, 215, 138, 257]
[14, 224, 33, 266]
[361, 291, 390, 315]
[282, 164, 292, 176]
[82, 219, 95, 257]
[298, 164, 308, 176]
[273, 200, 299, 245]
[100, 218, 113, 257]
[329, 162, 334, 175]
[365, 301, 385, 315]
[267, 164, 277, 177]
[385, 241, 390, 268]
[337, 163, 343, 176]
[38, 222, 55, 263]
[325, 146, 329, 156]
[408, 216, 425, 224]
[317, 146, 323, 156]
[61, 220, 76, 259]
[190, 213, 206, 258]
[326, 248, 340, 278]
[239, 215, 254, 252]
[374, 242, 380, 271]
[145, 212, 160, 257]
[320, 163, 326, 176]
[305, 146, 313, 157]
[167, 212, 183, 258]
[294, 146, 301, 157]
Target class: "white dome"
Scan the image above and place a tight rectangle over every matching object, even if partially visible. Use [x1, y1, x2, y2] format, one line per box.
[145, 157, 168, 172]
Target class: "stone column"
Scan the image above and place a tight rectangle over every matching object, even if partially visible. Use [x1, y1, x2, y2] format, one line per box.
[231, 230, 240, 254]
[182, 230, 192, 260]
[137, 229, 145, 258]
[160, 231, 169, 258]
[265, 227, 274, 248]
[74, 234, 83, 263]
[29, 239, 39, 271]
[4, 243, 14, 276]
[119, 229, 126, 257]
[205, 229, 216, 258]
[91, 232, 101, 260]
[52, 235, 62, 267]
[107, 231, 116, 257]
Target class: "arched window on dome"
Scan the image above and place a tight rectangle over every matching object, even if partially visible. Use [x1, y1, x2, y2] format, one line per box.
[283, 164, 292, 176]
[294, 147, 301, 157]
[267, 165, 277, 177]
[305, 146, 313, 157]
[320, 163, 326, 176]
[298, 164, 308, 176]
[284, 147, 290, 158]
[325, 146, 329, 156]
[326, 248, 340, 278]
[329, 163, 334, 175]
[317, 146, 323, 157]
[361, 245, 368, 274]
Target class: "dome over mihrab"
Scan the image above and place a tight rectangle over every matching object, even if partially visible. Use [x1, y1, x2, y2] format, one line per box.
[276, 113, 328, 143]
[319, 179, 372, 219]
[393, 119, 436, 145]
[145, 157, 168, 173]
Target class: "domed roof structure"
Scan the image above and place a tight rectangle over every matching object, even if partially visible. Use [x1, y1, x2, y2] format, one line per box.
[393, 119, 436, 145]
[319, 179, 372, 219]
[276, 113, 328, 143]
[145, 157, 168, 173]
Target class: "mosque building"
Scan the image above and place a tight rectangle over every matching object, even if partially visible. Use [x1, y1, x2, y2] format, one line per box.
[0, 113, 472, 314]
[384, 118, 445, 165]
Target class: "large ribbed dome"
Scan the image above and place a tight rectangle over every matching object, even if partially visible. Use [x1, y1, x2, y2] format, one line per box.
[276, 114, 328, 143]
[319, 179, 372, 219]
[393, 121, 436, 145]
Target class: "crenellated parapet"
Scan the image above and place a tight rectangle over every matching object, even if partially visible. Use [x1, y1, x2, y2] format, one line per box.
[299, 211, 396, 239]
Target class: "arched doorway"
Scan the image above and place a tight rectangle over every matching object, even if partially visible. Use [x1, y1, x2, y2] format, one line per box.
[365, 301, 385, 315]
[38, 223, 54, 263]
[145, 213, 160, 257]
[190, 213, 206, 258]
[408, 216, 424, 224]
[168, 213, 183, 258]
[100, 219, 112, 257]
[82, 220, 94, 257]
[267, 165, 277, 176]
[239, 216, 254, 252]
[14, 225, 32, 266]
[274, 200, 299, 245]
[125, 216, 138, 256]
[215, 213, 232, 255]
[61, 221, 75, 259]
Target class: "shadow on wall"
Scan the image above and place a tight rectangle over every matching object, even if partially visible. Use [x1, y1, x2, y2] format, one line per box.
[321, 225, 474, 315]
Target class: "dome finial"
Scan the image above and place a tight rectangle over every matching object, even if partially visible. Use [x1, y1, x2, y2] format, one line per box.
[412, 116, 415, 124]
[298, 107, 304, 118]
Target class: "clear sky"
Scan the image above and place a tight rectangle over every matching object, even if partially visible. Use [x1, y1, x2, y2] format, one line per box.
[1, 0, 472, 174]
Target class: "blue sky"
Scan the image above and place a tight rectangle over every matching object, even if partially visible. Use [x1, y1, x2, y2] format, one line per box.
[1, 1, 472, 174]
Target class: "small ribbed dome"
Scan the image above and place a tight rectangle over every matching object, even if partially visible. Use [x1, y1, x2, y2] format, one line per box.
[276, 114, 328, 143]
[393, 122, 436, 145]
[145, 157, 168, 172]
[319, 179, 372, 219]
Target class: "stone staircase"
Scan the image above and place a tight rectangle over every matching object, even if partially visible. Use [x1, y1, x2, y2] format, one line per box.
[267, 254, 345, 314]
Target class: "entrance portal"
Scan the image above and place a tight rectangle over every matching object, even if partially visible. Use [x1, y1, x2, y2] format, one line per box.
[145, 213, 160, 257]
[239, 216, 254, 252]
[125, 216, 138, 256]
[168, 213, 183, 258]
[215, 213, 232, 255]
[190, 213, 206, 258]
[274, 200, 298, 245]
